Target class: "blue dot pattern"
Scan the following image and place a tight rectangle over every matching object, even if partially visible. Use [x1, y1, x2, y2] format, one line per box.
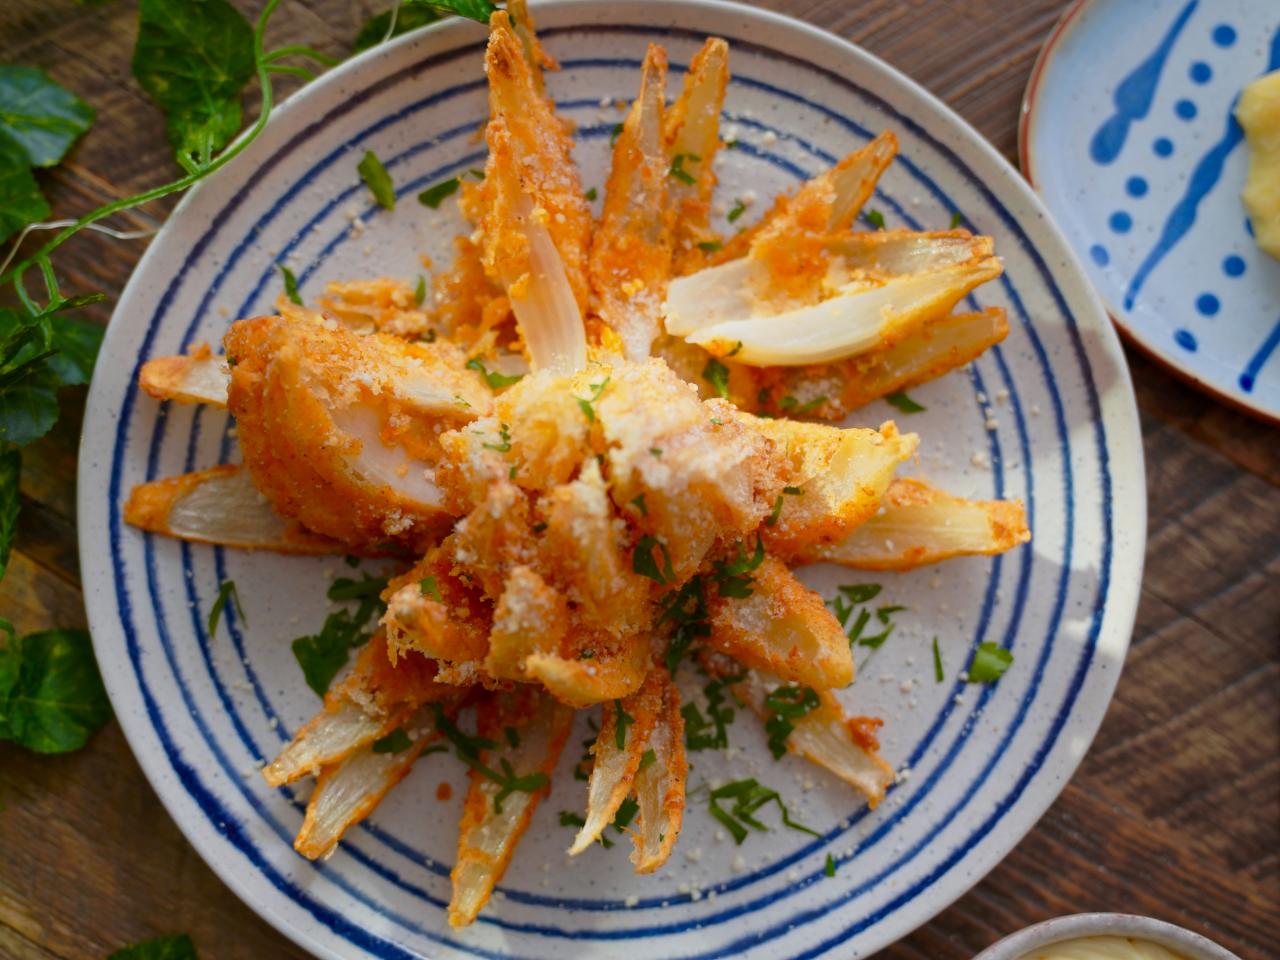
[1090, 244, 1109, 266]
[1153, 137, 1174, 157]
[1175, 329, 1198, 351]
[1189, 61, 1212, 84]
[1126, 176, 1148, 197]
[1196, 293, 1220, 316]
[1109, 211, 1133, 233]
[1175, 98, 1197, 120]
[1223, 255, 1246, 277]
[1212, 24, 1237, 47]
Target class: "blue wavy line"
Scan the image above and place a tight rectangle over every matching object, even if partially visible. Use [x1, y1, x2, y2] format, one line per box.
[1089, 0, 1197, 165]
[1123, 25, 1280, 310]
[1240, 318, 1280, 393]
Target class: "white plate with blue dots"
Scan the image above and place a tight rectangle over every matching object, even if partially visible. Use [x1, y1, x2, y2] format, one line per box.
[1021, 0, 1280, 421]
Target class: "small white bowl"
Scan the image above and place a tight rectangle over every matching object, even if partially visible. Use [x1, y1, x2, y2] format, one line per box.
[974, 913, 1243, 960]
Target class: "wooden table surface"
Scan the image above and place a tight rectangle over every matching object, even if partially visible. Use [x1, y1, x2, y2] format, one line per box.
[1, 1, 1276, 958]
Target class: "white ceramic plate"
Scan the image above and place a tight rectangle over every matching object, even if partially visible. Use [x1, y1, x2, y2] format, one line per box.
[1021, 0, 1280, 421]
[78, 2, 1146, 958]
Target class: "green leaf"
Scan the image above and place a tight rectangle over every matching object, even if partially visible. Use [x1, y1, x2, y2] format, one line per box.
[0, 131, 50, 243]
[0, 448, 19, 583]
[0, 306, 53, 378]
[132, 0, 256, 172]
[44, 314, 103, 386]
[419, 575, 442, 601]
[0, 361, 61, 446]
[727, 199, 746, 223]
[702, 356, 730, 399]
[291, 613, 359, 696]
[372, 728, 413, 753]
[584, 187, 597, 201]
[418, 176, 459, 209]
[278, 264, 303, 305]
[0, 66, 95, 167]
[697, 240, 722, 253]
[885, 391, 925, 414]
[358, 150, 396, 209]
[353, 5, 441, 54]
[0, 618, 19, 739]
[949, 211, 963, 229]
[825, 853, 836, 877]
[422, 0, 498, 23]
[414, 275, 427, 306]
[107, 933, 198, 960]
[864, 209, 885, 230]
[968, 642, 1013, 683]
[932, 636, 944, 683]
[1, 629, 111, 753]
[575, 376, 610, 423]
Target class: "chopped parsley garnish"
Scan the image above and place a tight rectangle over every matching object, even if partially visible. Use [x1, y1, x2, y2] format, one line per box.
[968, 642, 1013, 683]
[344, 555, 361, 568]
[358, 149, 395, 209]
[560, 810, 586, 828]
[763, 684, 819, 759]
[779, 394, 827, 414]
[419, 575, 443, 601]
[585, 186, 598, 201]
[839, 583, 882, 604]
[711, 535, 765, 598]
[277, 264, 302, 305]
[372, 728, 413, 754]
[609, 122, 623, 146]
[575, 375, 611, 422]
[727, 198, 747, 223]
[726, 341, 743, 357]
[933, 636, 944, 683]
[697, 240, 722, 253]
[633, 534, 675, 584]
[504, 725, 520, 748]
[467, 167, 485, 180]
[659, 576, 710, 672]
[292, 573, 388, 696]
[639, 748, 657, 771]
[483, 422, 512, 453]
[418, 176, 459, 209]
[613, 795, 639, 831]
[207, 579, 244, 636]
[630, 493, 648, 516]
[466, 356, 523, 389]
[649, 447, 662, 458]
[829, 583, 903, 653]
[825, 853, 837, 877]
[764, 486, 802, 527]
[885, 390, 926, 413]
[431, 703, 548, 814]
[949, 211, 963, 229]
[532, 521, 548, 534]
[708, 778, 818, 844]
[702, 356, 730, 399]
[614, 699, 635, 749]
[682, 672, 742, 750]
[414, 275, 427, 306]
[668, 152, 700, 185]
[864, 208, 885, 230]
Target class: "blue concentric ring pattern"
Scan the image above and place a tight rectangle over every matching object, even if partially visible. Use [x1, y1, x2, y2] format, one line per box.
[78, 3, 1146, 959]
[1024, 0, 1280, 420]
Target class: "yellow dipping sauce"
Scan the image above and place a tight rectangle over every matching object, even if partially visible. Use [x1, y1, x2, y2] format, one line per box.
[1019, 935, 1189, 960]
[1237, 69, 1280, 260]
